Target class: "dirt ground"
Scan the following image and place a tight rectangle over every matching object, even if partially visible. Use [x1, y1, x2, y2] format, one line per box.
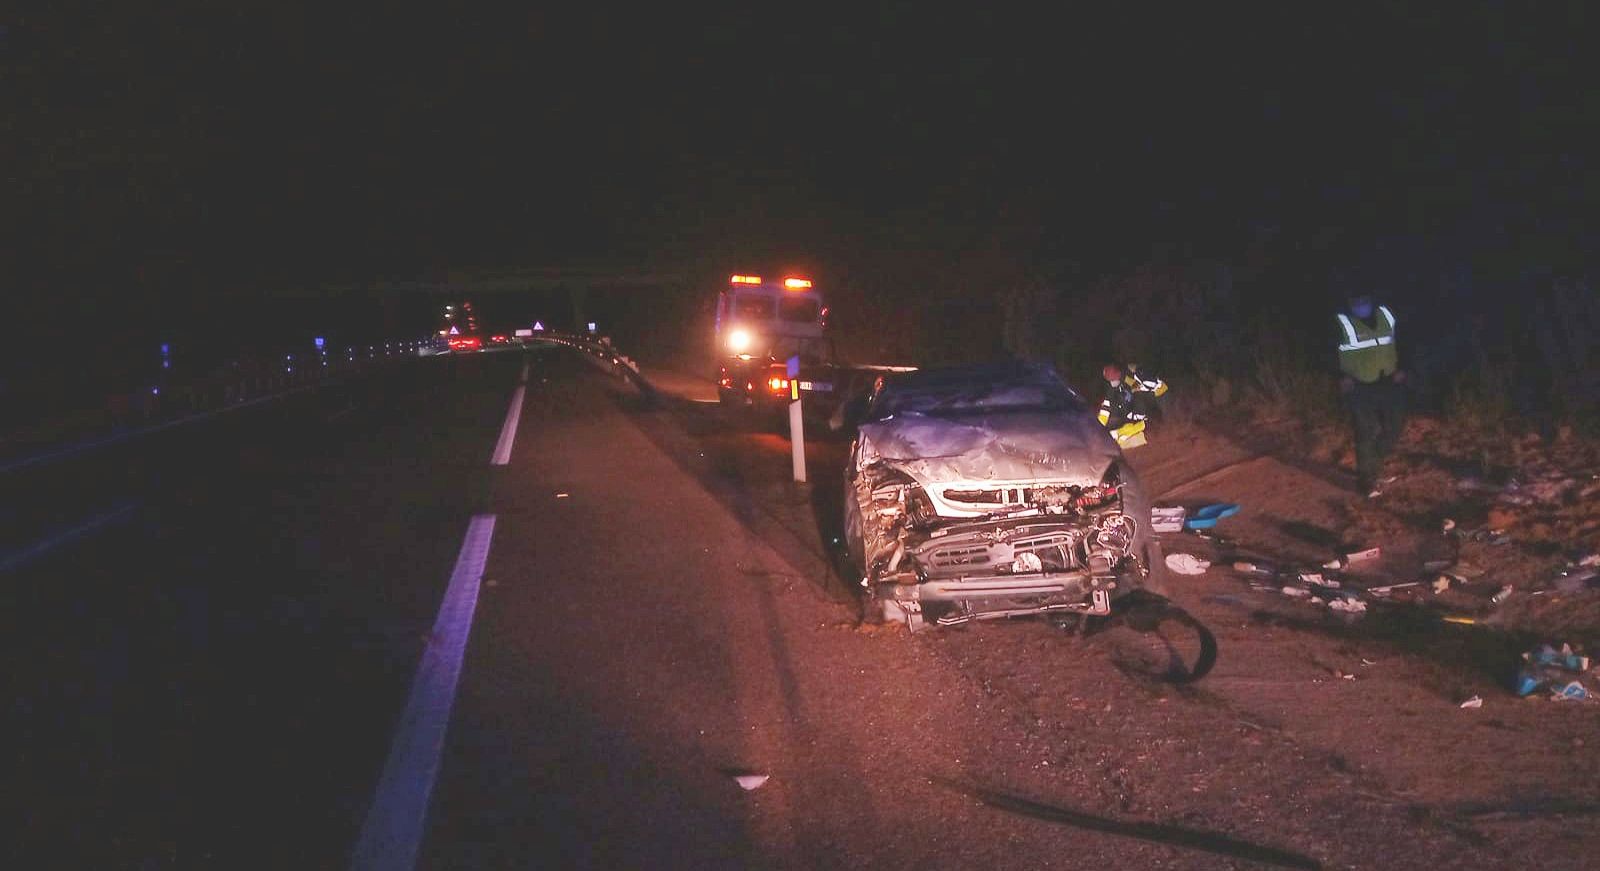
[620, 356, 1600, 869]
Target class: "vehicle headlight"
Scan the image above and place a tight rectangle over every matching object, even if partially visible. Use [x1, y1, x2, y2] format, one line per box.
[727, 328, 752, 353]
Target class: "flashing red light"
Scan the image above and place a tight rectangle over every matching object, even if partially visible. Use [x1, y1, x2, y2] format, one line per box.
[730, 274, 762, 285]
[783, 277, 812, 289]
[767, 376, 789, 392]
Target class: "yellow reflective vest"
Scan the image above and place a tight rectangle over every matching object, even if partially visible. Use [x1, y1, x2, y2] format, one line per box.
[1335, 306, 1397, 384]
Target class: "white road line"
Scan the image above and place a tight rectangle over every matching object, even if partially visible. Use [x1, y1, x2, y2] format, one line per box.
[0, 502, 140, 573]
[350, 514, 496, 871]
[490, 385, 526, 466]
[518, 359, 530, 384]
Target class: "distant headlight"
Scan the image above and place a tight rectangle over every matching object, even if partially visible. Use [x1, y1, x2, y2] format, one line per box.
[727, 328, 752, 353]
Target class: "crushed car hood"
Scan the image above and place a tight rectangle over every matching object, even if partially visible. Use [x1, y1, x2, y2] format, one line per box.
[856, 410, 1122, 485]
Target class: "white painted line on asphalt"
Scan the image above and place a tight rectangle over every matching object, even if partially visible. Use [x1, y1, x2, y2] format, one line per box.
[518, 359, 530, 384]
[350, 514, 496, 871]
[490, 385, 526, 466]
[0, 502, 140, 573]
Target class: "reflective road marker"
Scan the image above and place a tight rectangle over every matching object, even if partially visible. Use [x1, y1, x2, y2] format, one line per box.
[490, 384, 526, 466]
[350, 514, 496, 871]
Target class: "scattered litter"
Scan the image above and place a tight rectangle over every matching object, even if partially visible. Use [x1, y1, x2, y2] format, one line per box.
[1459, 695, 1483, 709]
[1165, 553, 1211, 576]
[1441, 615, 1477, 625]
[1184, 503, 1240, 531]
[1581, 554, 1600, 568]
[1441, 518, 1457, 533]
[1361, 658, 1377, 666]
[1465, 527, 1512, 546]
[1342, 546, 1382, 565]
[555, 492, 570, 498]
[1328, 598, 1367, 614]
[1280, 586, 1311, 598]
[1431, 576, 1451, 594]
[1490, 584, 1514, 605]
[1515, 642, 1592, 696]
[1554, 567, 1600, 593]
[1299, 572, 1339, 589]
[1550, 681, 1589, 702]
[1150, 506, 1188, 533]
[1231, 561, 1277, 577]
[1422, 558, 1454, 571]
[732, 774, 771, 791]
[1369, 581, 1420, 595]
[1530, 643, 1590, 672]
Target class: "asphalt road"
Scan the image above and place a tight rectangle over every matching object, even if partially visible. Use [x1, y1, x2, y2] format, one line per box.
[14, 342, 1590, 870]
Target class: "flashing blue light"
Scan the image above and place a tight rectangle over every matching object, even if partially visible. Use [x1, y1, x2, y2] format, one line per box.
[587, 322, 597, 332]
[161, 360, 170, 369]
[314, 336, 326, 350]
[150, 386, 160, 395]
[159, 343, 171, 356]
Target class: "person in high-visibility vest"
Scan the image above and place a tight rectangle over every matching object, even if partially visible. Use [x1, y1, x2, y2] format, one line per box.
[1098, 363, 1166, 449]
[1336, 294, 1405, 498]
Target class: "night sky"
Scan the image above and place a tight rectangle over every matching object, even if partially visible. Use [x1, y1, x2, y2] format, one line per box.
[3, 4, 1595, 334]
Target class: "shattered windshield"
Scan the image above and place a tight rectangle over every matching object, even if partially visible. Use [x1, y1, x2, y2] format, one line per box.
[869, 364, 1085, 419]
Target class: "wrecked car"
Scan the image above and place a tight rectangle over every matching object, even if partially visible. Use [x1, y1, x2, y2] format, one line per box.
[842, 361, 1166, 630]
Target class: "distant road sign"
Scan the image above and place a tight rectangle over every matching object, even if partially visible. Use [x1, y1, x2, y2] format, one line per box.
[514, 328, 533, 337]
[532, 321, 545, 331]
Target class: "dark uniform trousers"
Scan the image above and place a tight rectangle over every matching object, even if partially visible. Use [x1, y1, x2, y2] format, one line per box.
[1347, 378, 1405, 489]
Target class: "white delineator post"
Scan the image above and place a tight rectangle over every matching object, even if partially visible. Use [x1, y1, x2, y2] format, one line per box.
[787, 354, 806, 482]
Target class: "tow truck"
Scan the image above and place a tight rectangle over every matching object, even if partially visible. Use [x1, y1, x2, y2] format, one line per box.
[713, 273, 914, 428]
[713, 274, 842, 422]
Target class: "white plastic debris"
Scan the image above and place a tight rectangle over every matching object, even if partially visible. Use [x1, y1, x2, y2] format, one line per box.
[1165, 553, 1211, 576]
[1150, 507, 1188, 533]
[1459, 696, 1483, 709]
[1328, 597, 1367, 614]
[555, 492, 570, 498]
[733, 774, 770, 791]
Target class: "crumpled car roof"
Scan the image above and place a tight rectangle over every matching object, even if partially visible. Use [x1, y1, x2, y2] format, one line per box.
[857, 409, 1121, 485]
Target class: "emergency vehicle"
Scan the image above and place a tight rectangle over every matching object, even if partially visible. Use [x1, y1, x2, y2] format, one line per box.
[713, 274, 839, 418]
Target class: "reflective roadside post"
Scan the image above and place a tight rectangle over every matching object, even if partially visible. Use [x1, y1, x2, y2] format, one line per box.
[787, 355, 806, 482]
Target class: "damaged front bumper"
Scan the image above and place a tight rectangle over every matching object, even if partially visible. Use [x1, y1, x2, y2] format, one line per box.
[856, 480, 1148, 630]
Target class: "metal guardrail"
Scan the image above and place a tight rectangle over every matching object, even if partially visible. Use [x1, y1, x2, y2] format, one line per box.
[1, 338, 441, 474]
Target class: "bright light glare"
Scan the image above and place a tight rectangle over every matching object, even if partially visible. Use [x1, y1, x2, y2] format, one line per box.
[727, 328, 753, 353]
[730, 274, 762, 285]
[783, 278, 812, 289]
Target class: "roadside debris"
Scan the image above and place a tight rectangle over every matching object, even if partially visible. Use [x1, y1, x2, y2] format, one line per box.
[1515, 642, 1593, 697]
[1165, 553, 1211, 576]
[1459, 695, 1483, 709]
[731, 773, 771, 791]
[1323, 546, 1380, 570]
[1150, 506, 1187, 533]
[1490, 584, 1514, 605]
[1184, 503, 1239, 531]
[1327, 598, 1367, 614]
